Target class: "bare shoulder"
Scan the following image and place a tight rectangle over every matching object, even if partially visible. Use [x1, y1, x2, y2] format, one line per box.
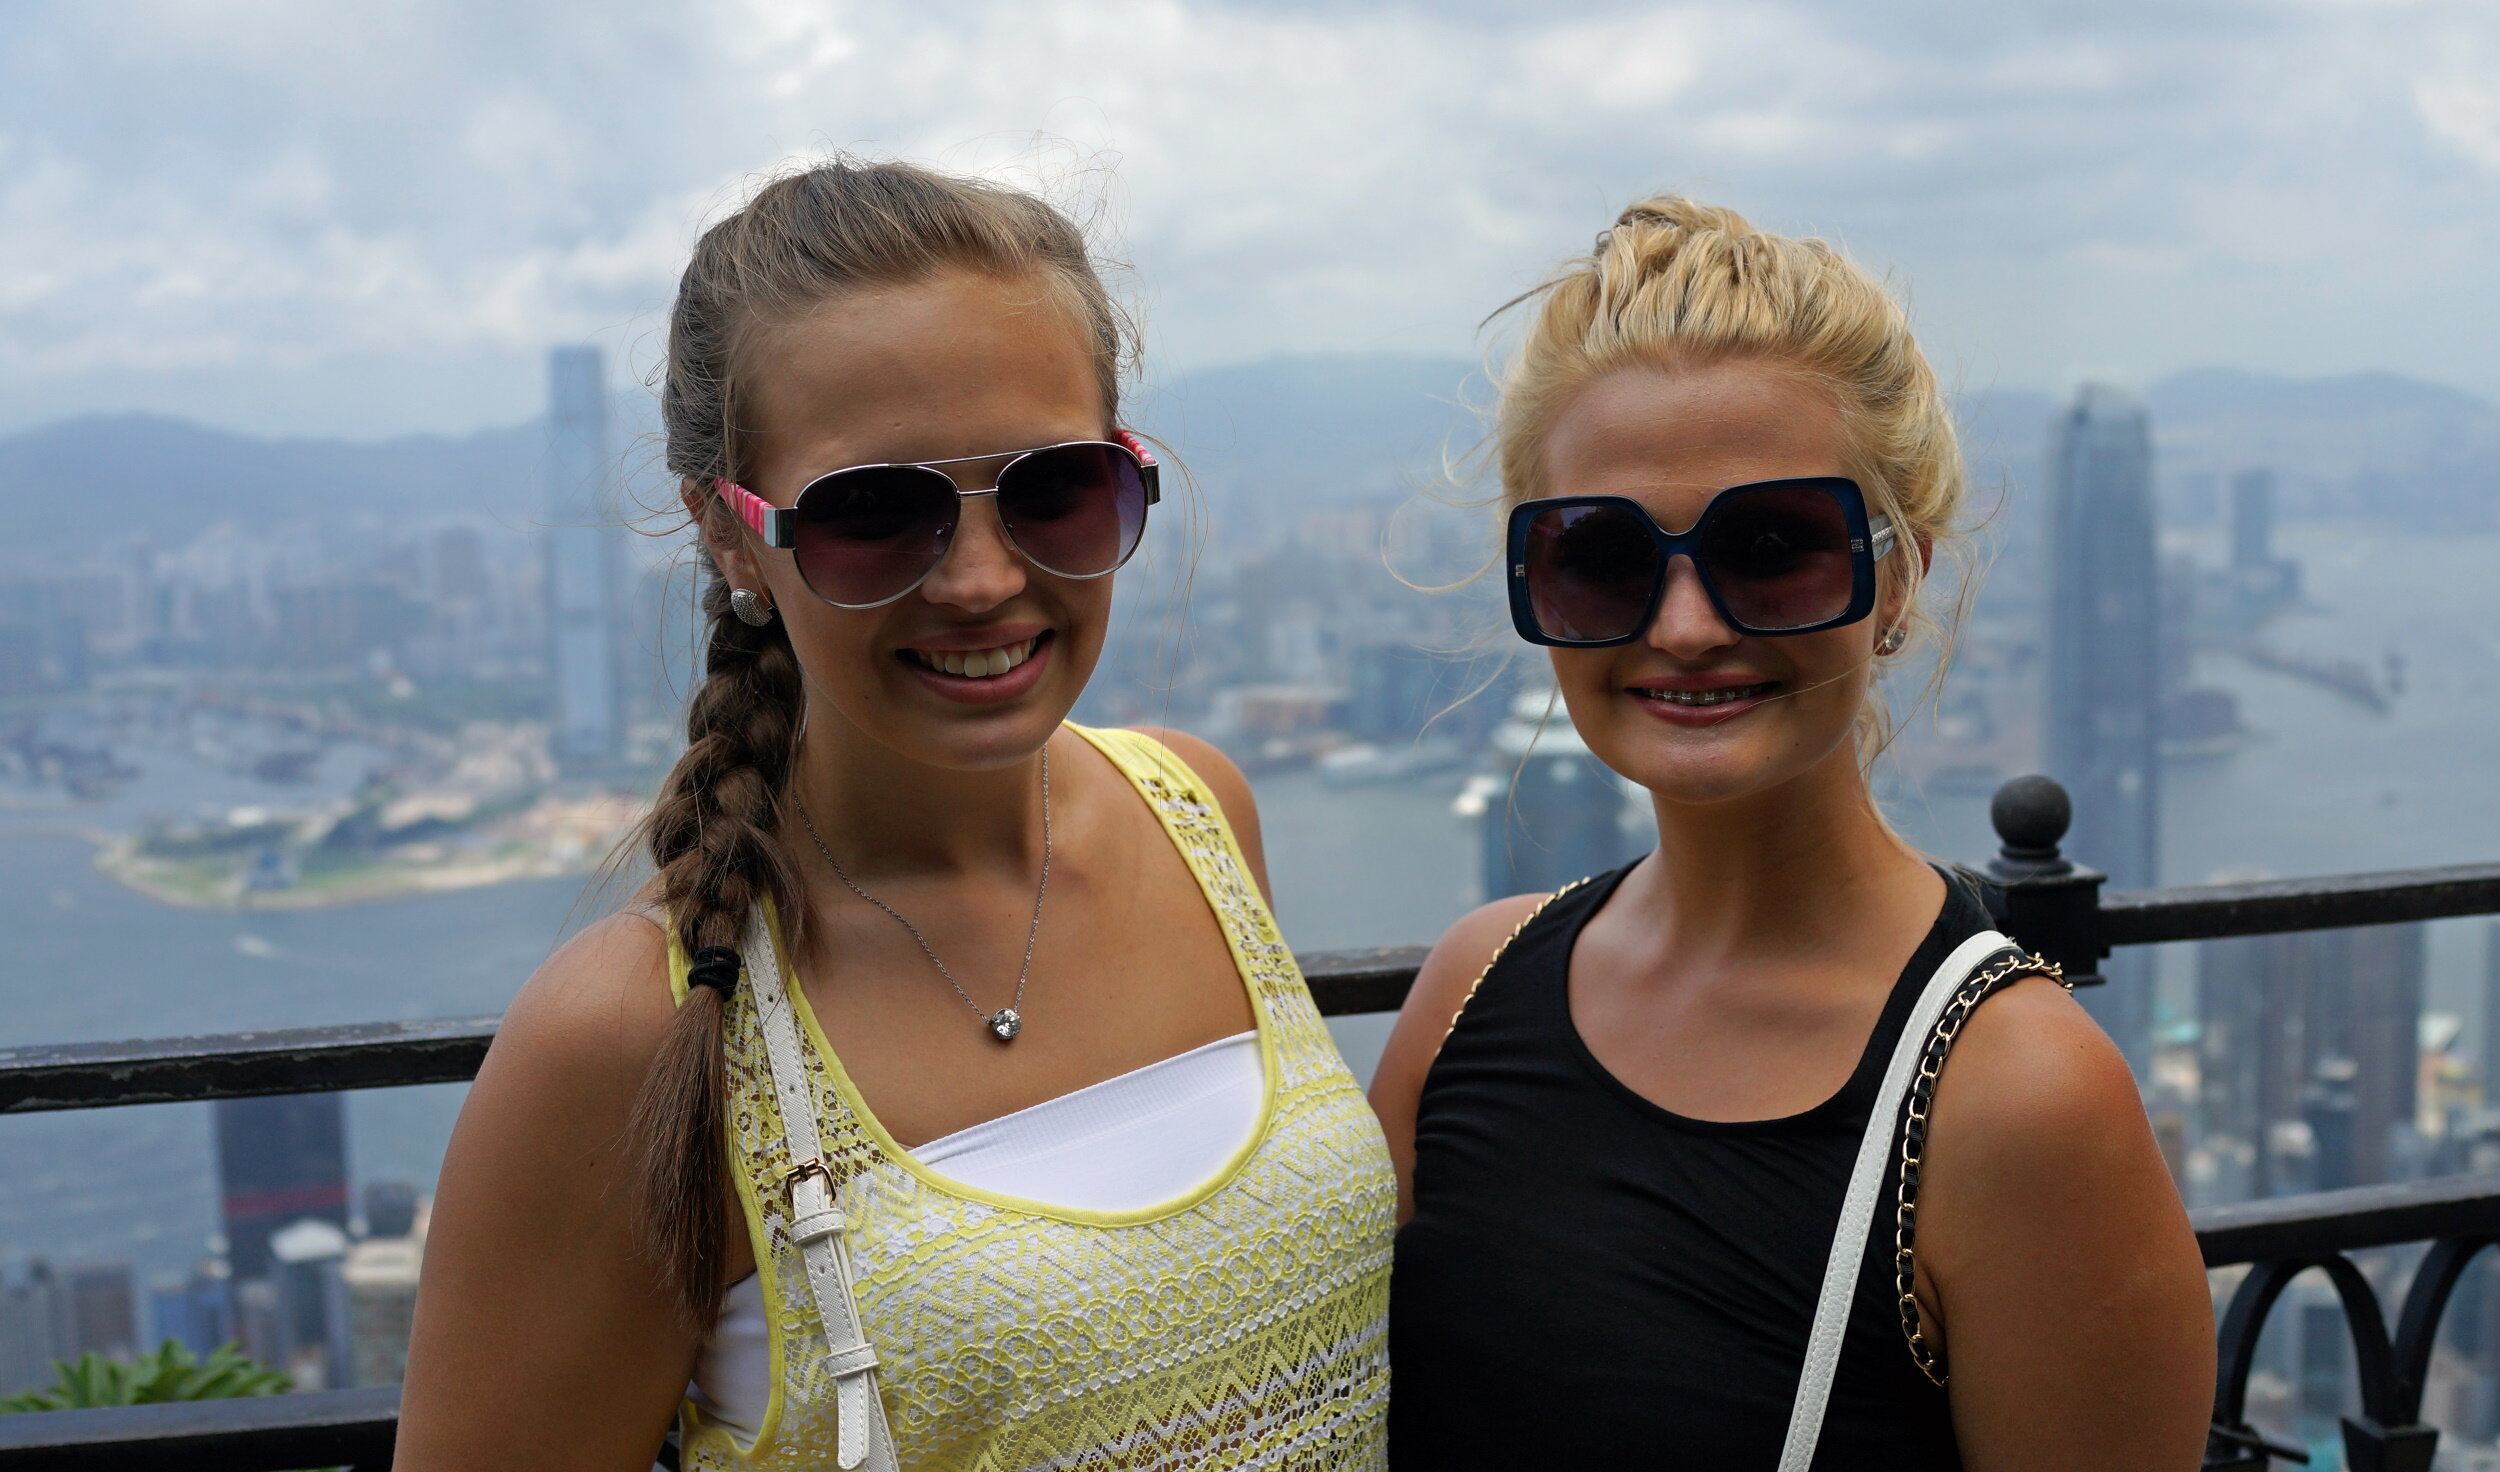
[480, 909, 678, 1102]
[1921, 972, 2170, 1244]
[402, 910, 703, 1465]
[1933, 974, 2145, 1152]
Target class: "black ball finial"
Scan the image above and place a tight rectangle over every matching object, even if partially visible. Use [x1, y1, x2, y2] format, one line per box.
[1989, 774, 2072, 877]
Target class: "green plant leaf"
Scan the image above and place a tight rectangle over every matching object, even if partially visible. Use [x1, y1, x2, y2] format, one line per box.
[0, 1341, 290, 1414]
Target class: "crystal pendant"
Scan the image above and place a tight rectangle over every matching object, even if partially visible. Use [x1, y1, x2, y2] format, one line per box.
[989, 1008, 1022, 1041]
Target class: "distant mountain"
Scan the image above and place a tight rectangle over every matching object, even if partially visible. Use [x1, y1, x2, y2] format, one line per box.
[1135, 353, 1486, 540]
[5, 358, 2488, 565]
[2150, 366, 2493, 423]
[0, 412, 547, 557]
[2144, 367, 2500, 529]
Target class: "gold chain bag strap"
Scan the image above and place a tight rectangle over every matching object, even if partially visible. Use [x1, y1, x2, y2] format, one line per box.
[1891, 948, 2066, 1385]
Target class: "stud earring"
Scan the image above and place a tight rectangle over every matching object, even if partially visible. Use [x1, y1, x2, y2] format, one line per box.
[1877, 624, 1907, 656]
[730, 588, 776, 627]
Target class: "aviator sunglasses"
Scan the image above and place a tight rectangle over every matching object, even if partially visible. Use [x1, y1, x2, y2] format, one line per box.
[715, 431, 1160, 609]
[1506, 476, 1896, 647]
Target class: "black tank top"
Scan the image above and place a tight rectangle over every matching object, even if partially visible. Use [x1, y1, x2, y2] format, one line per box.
[1389, 864, 1991, 1470]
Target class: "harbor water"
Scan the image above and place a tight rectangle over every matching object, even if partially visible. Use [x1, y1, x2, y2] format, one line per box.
[4, 524, 2499, 1295]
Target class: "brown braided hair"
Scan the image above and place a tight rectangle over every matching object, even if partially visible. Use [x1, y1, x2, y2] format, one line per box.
[628, 157, 1133, 1326]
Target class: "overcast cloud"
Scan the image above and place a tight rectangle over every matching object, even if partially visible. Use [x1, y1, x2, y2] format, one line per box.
[2, 0, 2495, 437]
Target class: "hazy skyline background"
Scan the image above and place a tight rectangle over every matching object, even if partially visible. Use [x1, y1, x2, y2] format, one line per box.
[4, 0, 2497, 439]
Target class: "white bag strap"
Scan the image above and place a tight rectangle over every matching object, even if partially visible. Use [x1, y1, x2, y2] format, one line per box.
[741, 910, 899, 1472]
[1775, 928, 2015, 1472]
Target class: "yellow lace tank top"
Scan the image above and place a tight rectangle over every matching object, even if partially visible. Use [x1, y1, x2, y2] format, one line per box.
[671, 724, 1395, 1470]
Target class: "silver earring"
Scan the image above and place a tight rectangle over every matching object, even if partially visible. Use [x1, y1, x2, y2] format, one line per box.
[730, 588, 776, 627]
[1877, 624, 1907, 656]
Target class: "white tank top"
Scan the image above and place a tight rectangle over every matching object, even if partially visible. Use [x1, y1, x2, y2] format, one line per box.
[690, 1030, 1265, 1437]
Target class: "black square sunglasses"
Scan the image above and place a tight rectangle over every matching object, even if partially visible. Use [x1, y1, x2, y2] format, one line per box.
[1506, 476, 1896, 647]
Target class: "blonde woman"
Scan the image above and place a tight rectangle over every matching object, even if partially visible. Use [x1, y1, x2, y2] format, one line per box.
[397, 161, 1393, 1470]
[1370, 201, 2212, 1469]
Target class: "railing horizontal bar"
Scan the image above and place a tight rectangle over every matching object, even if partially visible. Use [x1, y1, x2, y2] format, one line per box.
[2104, 862, 2500, 947]
[0, 1016, 498, 1115]
[14, 852, 2500, 1117]
[1306, 946, 1432, 1018]
[0, 949, 1435, 1115]
[2190, 1170, 2500, 1267]
[0, 1385, 397, 1471]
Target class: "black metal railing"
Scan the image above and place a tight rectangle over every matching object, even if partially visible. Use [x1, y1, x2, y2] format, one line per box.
[4, 774, 2499, 1470]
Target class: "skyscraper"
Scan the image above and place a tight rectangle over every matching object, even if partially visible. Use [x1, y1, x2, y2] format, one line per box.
[2484, 921, 2500, 1110]
[149, 1261, 235, 1358]
[60, 1263, 136, 1362]
[0, 1261, 64, 1394]
[2222, 467, 2301, 629]
[269, 1218, 351, 1390]
[2042, 384, 2161, 1068]
[342, 1186, 426, 1388]
[213, 1093, 349, 1284]
[2229, 468, 2275, 572]
[1479, 691, 1644, 899]
[2199, 923, 2424, 1198]
[546, 345, 624, 770]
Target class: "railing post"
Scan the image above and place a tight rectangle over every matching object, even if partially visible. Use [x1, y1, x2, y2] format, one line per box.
[1983, 775, 2108, 987]
[2340, 1419, 2437, 1472]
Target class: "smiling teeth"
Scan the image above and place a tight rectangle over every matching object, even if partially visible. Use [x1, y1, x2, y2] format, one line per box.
[1641, 683, 1775, 707]
[911, 638, 1039, 678]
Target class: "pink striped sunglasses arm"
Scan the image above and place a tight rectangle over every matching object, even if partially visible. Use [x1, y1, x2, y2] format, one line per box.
[1115, 430, 1162, 503]
[713, 480, 796, 548]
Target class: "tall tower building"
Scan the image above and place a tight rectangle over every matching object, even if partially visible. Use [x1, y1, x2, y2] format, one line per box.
[2042, 384, 2161, 1069]
[2229, 468, 2276, 572]
[2483, 922, 2500, 1109]
[545, 345, 624, 770]
[213, 1093, 349, 1284]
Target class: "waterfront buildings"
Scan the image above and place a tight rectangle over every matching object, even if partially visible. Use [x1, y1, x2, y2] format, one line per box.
[0, 1262, 65, 1394]
[1478, 691, 1643, 899]
[2042, 384, 2161, 1068]
[59, 1264, 138, 1365]
[0, 1259, 141, 1393]
[545, 345, 624, 771]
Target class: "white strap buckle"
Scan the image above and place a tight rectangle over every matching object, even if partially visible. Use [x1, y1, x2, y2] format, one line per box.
[825, 1341, 881, 1378]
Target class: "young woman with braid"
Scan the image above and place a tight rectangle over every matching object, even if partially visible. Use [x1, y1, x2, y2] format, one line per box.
[1370, 200, 2214, 1469]
[397, 161, 1394, 1471]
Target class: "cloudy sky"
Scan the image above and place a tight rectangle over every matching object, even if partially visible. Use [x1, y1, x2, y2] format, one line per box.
[3, 0, 2495, 438]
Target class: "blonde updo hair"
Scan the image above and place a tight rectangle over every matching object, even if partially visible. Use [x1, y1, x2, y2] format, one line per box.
[1494, 196, 1968, 757]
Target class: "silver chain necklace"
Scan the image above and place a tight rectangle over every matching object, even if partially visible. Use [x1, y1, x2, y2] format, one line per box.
[794, 745, 1051, 1042]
